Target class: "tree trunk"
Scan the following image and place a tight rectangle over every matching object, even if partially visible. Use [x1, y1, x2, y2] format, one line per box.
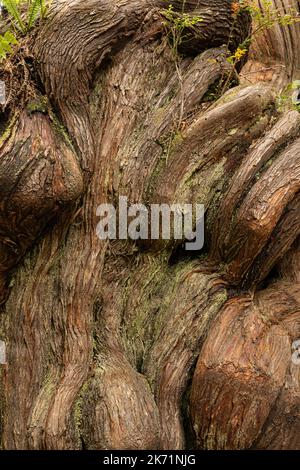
[0, 0, 299, 450]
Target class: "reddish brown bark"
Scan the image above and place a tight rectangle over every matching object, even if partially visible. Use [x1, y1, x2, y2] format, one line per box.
[0, 0, 299, 450]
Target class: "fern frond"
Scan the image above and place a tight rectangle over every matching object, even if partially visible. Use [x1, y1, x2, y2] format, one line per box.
[40, 0, 50, 20]
[2, 0, 26, 33]
[27, 0, 42, 30]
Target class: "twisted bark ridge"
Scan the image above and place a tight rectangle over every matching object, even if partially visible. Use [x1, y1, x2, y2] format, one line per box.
[0, 0, 299, 450]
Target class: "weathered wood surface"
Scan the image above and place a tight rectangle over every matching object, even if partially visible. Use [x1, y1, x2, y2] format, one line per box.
[0, 0, 299, 450]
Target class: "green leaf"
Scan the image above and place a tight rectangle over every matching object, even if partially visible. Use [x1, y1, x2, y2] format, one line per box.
[3, 30, 18, 45]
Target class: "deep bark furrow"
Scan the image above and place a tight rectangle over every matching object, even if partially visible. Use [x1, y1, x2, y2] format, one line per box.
[212, 110, 300, 259]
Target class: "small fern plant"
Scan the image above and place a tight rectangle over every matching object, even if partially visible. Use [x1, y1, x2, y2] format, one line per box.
[0, 0, 50, 60]
[162, 4, 203, 58]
